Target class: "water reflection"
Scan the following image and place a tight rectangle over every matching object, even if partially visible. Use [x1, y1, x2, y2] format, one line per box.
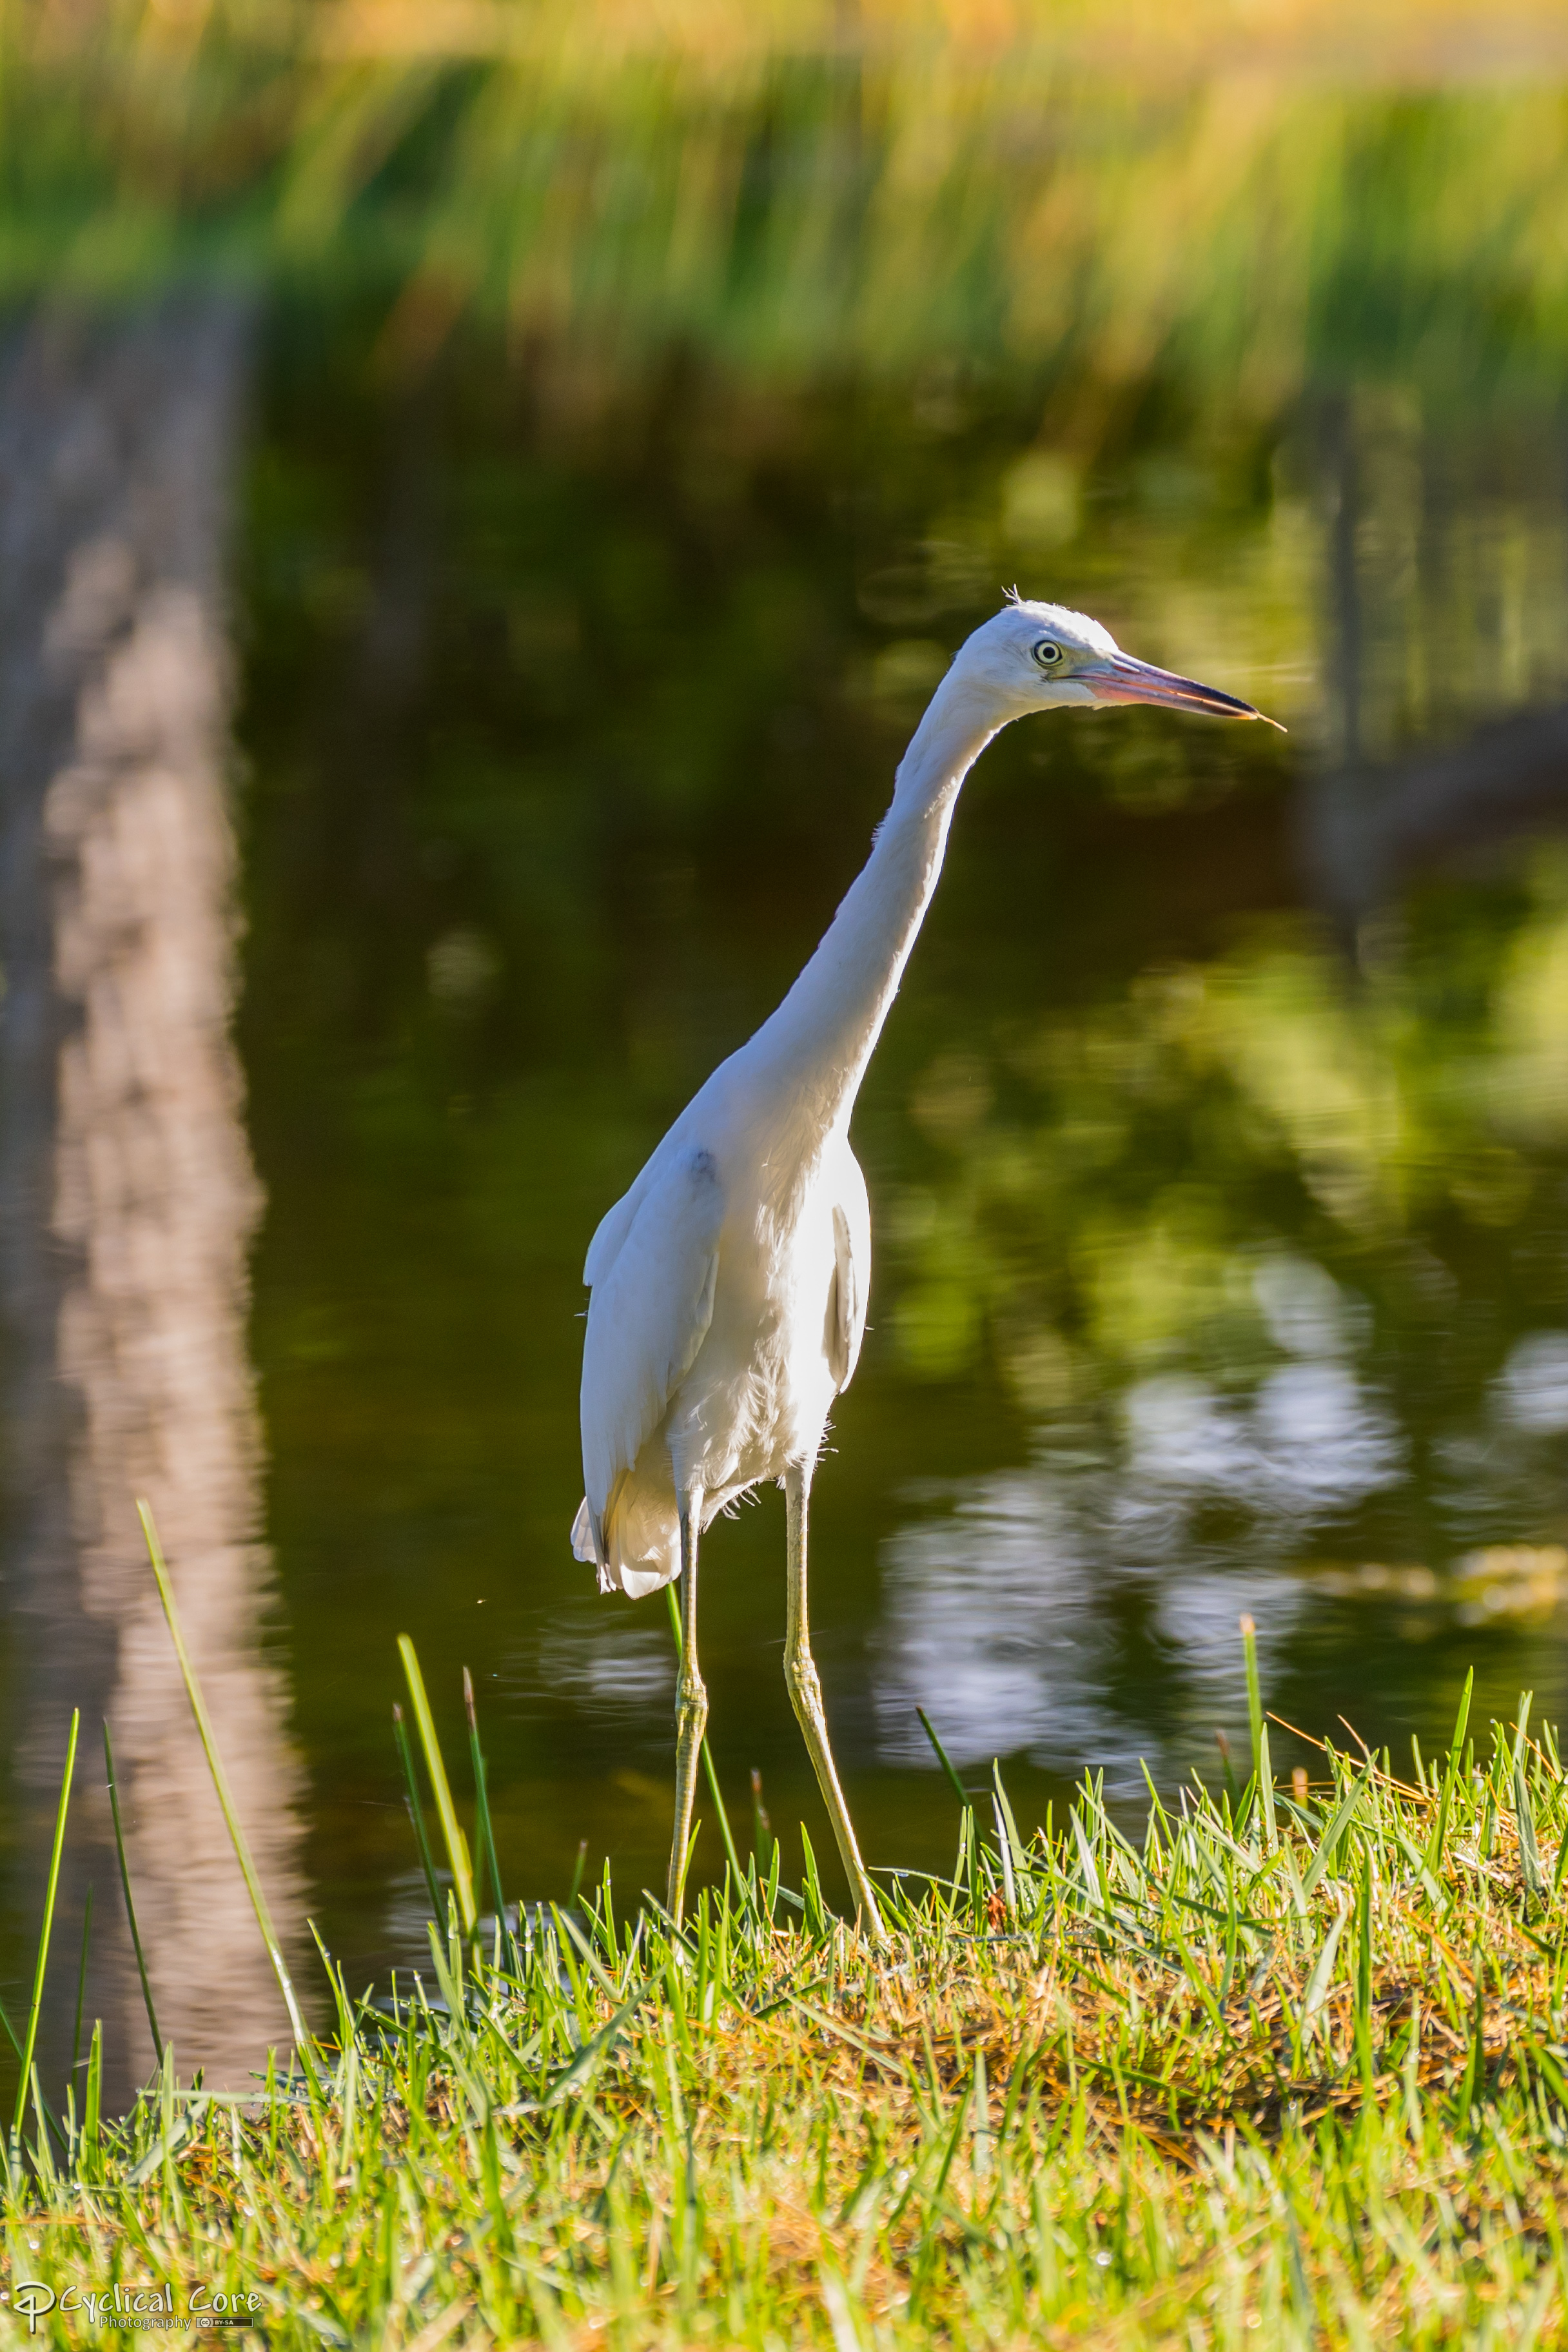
[2, 320, 1559, 2024]
[874, 1207, 1566, 1799]
[0, 303, 302, 2097]
[1303, 394, 1568, 919]
[872, 764, 1566, 1805]
[217, 335, 1568, 1967]
[887, 861, 1568, 1491]
[877, 850, 1568, 1780]
[522, 1620, 675, 1723]
[873, 1467, 1304, 1797]
[1502, 1335, 1568, 1435]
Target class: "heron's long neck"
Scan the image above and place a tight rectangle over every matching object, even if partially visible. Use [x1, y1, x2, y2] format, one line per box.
[747, 674, 1000, 1131]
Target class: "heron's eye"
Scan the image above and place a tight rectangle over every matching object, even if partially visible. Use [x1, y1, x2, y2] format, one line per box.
[1032, 639, 1064, 668]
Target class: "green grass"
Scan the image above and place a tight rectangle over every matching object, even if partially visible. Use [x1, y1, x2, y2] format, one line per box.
[8, 1638, 1568, 2346]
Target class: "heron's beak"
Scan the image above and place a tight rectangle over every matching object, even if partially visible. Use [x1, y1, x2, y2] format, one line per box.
[1083, 651, 1286, 730]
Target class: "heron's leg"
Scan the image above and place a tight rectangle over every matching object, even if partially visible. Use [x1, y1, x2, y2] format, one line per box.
[666, 1487, 707, 1924]
[783, 1459, 886, 1946]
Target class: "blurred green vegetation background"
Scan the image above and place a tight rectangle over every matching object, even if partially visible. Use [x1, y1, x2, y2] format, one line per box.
[9, 0, 1568, 408]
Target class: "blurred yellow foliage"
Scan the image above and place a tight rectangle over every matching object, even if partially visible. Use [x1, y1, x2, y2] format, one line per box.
[306, 0, 1568, 77]
[12, 0, 1568, 407]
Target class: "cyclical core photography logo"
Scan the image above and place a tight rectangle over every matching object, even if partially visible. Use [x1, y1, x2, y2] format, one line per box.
[6, 2279, 262, 2333]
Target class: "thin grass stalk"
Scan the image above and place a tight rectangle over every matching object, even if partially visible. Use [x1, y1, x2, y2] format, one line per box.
[397, 1634, 476, 1934]
[992, 1793, 1016, 1916]
[0, 1996, 28, 2092]
[28, 2068, 55, 2189]
[81, 2021, 101, 2175]
[462, 1667, 507, 1925]
[800, 1823, 827, 1938]
[1428, 1668, 1475, 1876]
[12, 1708, 78, 2151]
[1240, 1613, 1277, 1849]
[1516, 1752, 1547, 1910]
[0, 1995, 66, 2159]
[392, 1703, 444, 1921]
[750, 1767, 774, 1871]
[1553, 1814, 1568, 1901]
[139, 1500, 309, 2050]
[71, 1883, 92, 2084]
[1355, 1847, 1375, 2093]
[917, 1707, 970, 1808]
[104, 1719, 162, 2061]
[1240, 1612, 1264, 1759]
[698, 1730, 745, 1891]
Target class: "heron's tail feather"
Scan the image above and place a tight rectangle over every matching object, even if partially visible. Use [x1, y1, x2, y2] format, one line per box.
[572, 1481, 680, 1600]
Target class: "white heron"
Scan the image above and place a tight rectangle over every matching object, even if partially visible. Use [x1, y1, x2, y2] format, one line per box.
[571, 594, 1277, 1939]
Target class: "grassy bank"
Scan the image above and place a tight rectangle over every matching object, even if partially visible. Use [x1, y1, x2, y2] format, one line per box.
[6, 1643, 1568, 2346]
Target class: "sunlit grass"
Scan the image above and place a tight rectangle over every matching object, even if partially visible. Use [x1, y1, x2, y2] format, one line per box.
[8, 1640, 1568, 2346]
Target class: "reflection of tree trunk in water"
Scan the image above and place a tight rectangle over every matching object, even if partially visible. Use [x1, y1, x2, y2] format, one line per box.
[0, 299, 302, 2099]
[1302, 402, 1568, 921]
[1300, 394, 1373, 932]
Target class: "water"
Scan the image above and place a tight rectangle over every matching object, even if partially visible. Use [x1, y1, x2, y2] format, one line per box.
[240, 360, 1567, 1963]
[3, 314, 1567, 2091]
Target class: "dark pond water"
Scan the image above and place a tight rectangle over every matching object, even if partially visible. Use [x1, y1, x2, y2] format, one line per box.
[4, 314, 1567, 2092]
[243, 355, 1568, 1959]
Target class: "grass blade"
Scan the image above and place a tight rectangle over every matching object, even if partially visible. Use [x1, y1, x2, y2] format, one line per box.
[463, 1667, 507, 1925]
[699, 1742, 743, 1891]
[1516, 1753, 1547, 1911]
[392, 1703, 443, 1923]
[397, 1633, 476, 1934]
[916, 1708, 970, 1808]
[750, 1768, 774, 1871]
[81, 2021, 102, 2175]
[1300, 1892, 1350, 2034]
[1240, 1612, 1264, 1760]
[12, 1709, 78, 2148]
[140, 1500, 309, 2048]
[1355, 1847, 1375, 2090]
[1300, 1765, 1369, 1897]
[1240, 1614, 1277, 1848]
[801, 1823, 827, 1937]
[105, 1720, 162, 2062]
[72, 1882, 92, 2084]
[0, 1995, 65, 2155]
[1427, 1667, 1475, 1876]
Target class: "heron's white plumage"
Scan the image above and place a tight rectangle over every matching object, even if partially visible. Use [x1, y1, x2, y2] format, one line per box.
[572, 1140, 723, 1594]
[571, 1074, 873, 1593]
[572, 598, 1270, 1602]
[828, 1145, 871, 1389]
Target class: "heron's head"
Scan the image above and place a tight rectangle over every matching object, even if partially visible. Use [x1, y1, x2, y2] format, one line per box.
[954, 594, 1282, 729]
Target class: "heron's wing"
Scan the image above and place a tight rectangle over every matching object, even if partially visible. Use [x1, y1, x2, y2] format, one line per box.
[583, 1165, 652, 1285]
[828, 1142, 872, 1391]
[580, 1144, 724, 1531]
